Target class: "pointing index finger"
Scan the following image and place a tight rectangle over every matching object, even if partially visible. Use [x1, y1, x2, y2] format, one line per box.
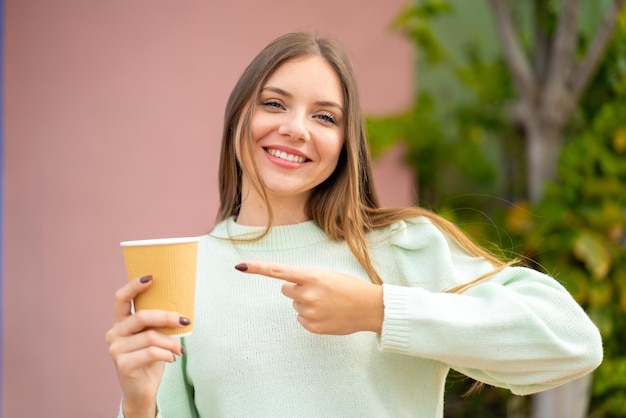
[235, 261, 308, 285]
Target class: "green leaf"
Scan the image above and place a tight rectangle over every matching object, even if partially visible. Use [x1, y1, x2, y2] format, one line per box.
[390, 1, 452, 65]
[573, 231, 612, 279]
[615, 269, 626, 312]
[587, 306, 614, 337]
[614, 128, 626, 152]
[593, 357, 626, 395]
[589, 280, 613, 308]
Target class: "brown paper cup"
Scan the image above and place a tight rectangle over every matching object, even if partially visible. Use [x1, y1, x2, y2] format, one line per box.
[120, 236, 199, 336]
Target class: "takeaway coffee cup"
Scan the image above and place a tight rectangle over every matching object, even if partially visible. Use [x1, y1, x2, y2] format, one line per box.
[120, 236, 200, 336]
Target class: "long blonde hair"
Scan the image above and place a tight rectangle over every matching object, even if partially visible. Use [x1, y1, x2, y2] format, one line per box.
[217, 32, 513, 289]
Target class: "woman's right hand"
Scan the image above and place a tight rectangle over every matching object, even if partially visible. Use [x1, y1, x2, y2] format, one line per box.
[105, 276, 189, 418]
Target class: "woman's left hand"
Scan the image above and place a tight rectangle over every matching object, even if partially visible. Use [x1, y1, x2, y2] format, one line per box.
[235, 261, 383, 335]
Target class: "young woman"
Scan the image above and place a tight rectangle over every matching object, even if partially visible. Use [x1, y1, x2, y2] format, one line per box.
[106, 32, 603, 418]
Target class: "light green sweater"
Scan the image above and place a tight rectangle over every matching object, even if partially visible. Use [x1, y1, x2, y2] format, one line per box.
[120, 216, 602, 418]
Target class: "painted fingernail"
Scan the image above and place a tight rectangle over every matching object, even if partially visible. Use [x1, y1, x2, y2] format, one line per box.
[181, 346, 186, 355]
[179, 317, 191, 326]
[235, 263, 248, 272]
[139, 275, 153, 283]
[172, 354, 177, 362]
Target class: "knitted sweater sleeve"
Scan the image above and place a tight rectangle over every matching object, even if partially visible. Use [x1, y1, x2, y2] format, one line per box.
[377, 217, 603, 395]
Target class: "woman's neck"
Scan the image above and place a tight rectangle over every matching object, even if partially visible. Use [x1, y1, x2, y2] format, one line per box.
[236, 192, 311, 226]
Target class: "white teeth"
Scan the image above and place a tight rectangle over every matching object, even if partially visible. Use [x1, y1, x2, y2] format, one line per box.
[267, 148, 306, 163]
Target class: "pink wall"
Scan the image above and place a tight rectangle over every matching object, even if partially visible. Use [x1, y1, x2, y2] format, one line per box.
[3, 1, 414, 416]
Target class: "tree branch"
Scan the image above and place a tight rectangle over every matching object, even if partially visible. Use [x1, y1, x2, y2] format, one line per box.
[545, 0, 580, 93]
[532, 0, 551, 87]
[487, 0, 535, 99]
[571, 0, 626, 103]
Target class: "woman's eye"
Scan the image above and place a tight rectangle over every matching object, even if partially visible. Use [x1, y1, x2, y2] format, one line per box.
[317, 112, 337, 124]
[262, 100, 284, 109]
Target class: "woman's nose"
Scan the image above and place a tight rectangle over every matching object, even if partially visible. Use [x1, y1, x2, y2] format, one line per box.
[278, 112, 311, 141]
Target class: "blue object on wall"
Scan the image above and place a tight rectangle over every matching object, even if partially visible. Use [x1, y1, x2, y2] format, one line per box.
[1, 0, 5, 415]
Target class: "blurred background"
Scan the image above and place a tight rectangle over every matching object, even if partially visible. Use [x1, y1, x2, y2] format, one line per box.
[2, 0, 414, 417]
[3, 0, 625, 417]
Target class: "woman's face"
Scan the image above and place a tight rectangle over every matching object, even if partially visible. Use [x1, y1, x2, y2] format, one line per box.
[239, 55, 345, 210]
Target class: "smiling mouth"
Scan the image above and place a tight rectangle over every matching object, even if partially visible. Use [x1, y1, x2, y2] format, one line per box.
[264, 148, 310, 163]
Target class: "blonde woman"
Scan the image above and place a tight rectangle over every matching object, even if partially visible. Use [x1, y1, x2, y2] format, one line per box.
[106, 32, 602, 418]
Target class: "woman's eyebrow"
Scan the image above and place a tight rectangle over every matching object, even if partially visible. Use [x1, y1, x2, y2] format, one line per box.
[262, 86, 292, 98]
[261, 86, 343, 112]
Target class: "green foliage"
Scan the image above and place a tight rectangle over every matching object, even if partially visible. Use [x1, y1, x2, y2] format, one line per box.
[391, 0, 453, 64]
[516, 100, 626, 417]
[367, 91, 499, 209]
[520, 100, 626, 309]
[367, 1, 626, 416]
[591, 314, 626, 416]
[444, 378, 521, 418]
